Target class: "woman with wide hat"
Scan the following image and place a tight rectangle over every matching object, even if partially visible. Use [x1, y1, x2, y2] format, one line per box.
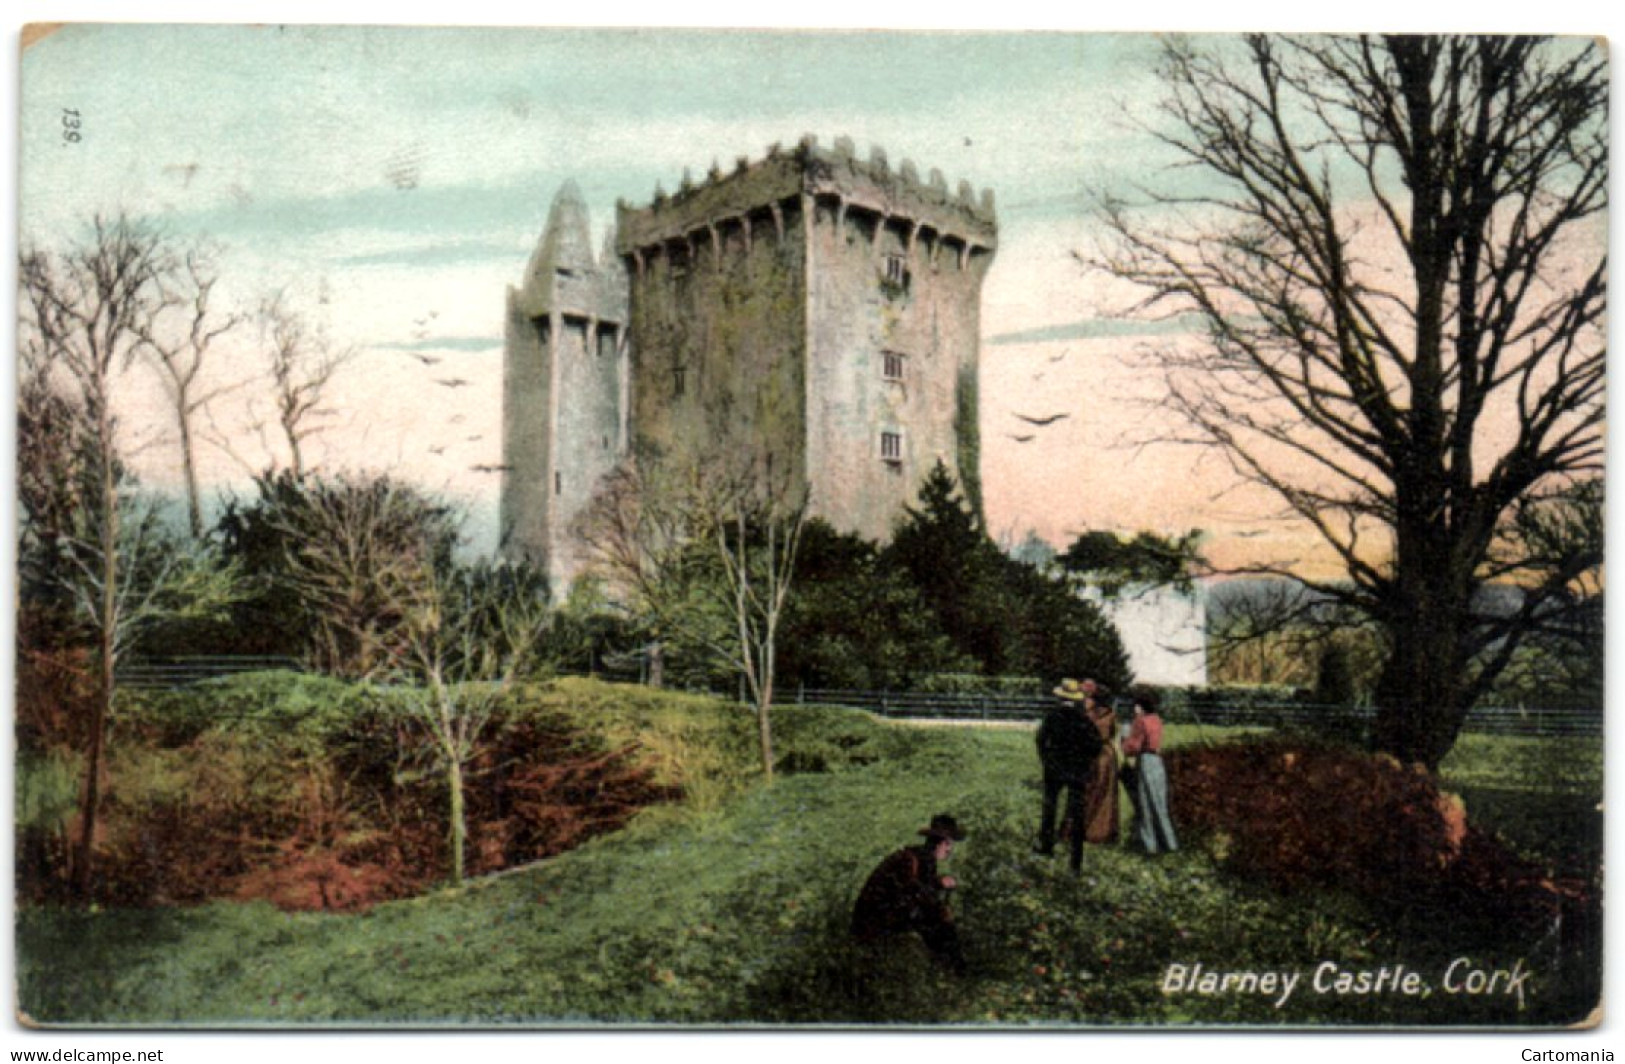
[1079, 683, 1122, 845]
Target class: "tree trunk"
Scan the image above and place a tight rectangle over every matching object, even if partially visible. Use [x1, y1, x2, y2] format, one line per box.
[1373, 629, 1472, 770]
[756, 669, 775, 782]
[448, 755, 467, 885]
[75, 402, 118, 902]
[177, 406, 204, 539]
[284, 412, 305, 479]
[1371, 514, 1474, 770]
[74, 638, 113, 901]
[647, 640, 664, 689]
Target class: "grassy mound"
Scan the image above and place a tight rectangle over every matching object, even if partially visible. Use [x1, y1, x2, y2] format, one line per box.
[21, 675, 767, 910]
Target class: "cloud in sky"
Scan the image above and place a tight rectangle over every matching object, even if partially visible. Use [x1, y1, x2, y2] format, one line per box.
[373, 337, 504, 354]
[988, 314, 1207, 346]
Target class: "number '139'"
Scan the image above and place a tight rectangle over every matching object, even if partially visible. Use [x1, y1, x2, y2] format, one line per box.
[62, 108, 81, 144]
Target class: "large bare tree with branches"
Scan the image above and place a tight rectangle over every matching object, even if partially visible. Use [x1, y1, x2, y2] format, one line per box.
[1095, 35, 1605, 767]
[20, 214, 241, 898]
[254, 290, 354, 478]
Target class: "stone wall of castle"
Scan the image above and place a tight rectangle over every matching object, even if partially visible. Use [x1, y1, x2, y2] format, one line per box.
[617, 173, 811, 495]
[799, 140, 995, 539]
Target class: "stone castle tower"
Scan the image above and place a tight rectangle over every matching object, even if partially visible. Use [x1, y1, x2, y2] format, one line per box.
[503, 135, 997, 594]
[502, 179, 629, 593]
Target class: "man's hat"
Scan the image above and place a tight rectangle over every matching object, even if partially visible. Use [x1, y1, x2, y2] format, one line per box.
[919, 813, 967, 842]
[1052, 678, 1095, 702]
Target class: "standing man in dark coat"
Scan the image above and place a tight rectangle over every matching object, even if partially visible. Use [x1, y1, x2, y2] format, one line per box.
[1036, 678, 1106, 874]
[851, 813, 968, 974]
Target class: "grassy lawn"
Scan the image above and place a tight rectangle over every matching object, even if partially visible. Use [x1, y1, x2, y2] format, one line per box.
[16, 682, 1600, 1028]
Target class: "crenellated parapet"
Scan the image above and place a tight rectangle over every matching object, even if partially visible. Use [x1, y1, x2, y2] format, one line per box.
[614, 134, 997, 267]
[804, 134, 997, 246]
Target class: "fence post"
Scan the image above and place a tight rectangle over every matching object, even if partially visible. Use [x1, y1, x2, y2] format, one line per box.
[881, 690, 890, 718]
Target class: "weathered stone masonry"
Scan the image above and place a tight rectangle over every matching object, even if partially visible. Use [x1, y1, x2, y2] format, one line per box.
[503, 135, 997, 594]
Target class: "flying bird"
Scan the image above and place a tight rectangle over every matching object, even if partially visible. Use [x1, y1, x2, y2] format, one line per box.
[436, 377, 471, 388]
[1048, 351, 1069, 363]
[1007, 433, 1036, 443]
[1013, 412, 1070, 427]
[404, 351, 441, 366]
[465, 434, 483, 442]
[428, 444, 446, 456]
[471, 463, 513, 474]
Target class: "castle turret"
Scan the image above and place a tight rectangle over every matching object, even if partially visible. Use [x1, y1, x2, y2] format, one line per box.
[502, 183, 626, 594]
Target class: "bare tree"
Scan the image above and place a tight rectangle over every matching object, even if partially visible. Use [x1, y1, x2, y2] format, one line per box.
[576, 454, 808, 779]
[570, 461, 681, 688]
[702, 474, 809, 782]
[255, 291, 353, 478]
[19, 214, 241, 898]
[1093, 35, 1605, 767]
[138, 246, 243, 538]
[397, 561, 548, 884]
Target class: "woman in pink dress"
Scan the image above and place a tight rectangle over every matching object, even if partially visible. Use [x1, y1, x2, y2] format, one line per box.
[1122, 689, 1179, 854]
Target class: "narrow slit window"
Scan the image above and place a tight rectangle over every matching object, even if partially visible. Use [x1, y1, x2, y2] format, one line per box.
[882, 254, 907, 287]
[882, 350, 906, 382]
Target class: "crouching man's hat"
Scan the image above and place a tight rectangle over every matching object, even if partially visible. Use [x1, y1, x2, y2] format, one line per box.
[920, 813, 967, 842]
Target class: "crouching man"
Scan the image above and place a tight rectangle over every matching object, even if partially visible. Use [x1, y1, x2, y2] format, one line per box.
[851, 813, 968, 975]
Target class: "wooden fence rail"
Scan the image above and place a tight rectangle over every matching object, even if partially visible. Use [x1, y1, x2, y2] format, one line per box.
[115, 656, 304, 690]
[112, 663, 1600, 738]
[795, 688, 1601, 738]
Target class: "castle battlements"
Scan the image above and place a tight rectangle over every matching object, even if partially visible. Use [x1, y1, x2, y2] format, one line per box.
[615, 134, 997, 264]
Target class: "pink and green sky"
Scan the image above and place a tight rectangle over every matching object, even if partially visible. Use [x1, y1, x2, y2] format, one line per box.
[16, 20, 1609, 580]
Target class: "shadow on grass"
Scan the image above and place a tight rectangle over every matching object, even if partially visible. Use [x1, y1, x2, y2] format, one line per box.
[738, 899, 973, 1025]
[18, 905, 195, 1024]
[1449, 785, 1602, 877]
